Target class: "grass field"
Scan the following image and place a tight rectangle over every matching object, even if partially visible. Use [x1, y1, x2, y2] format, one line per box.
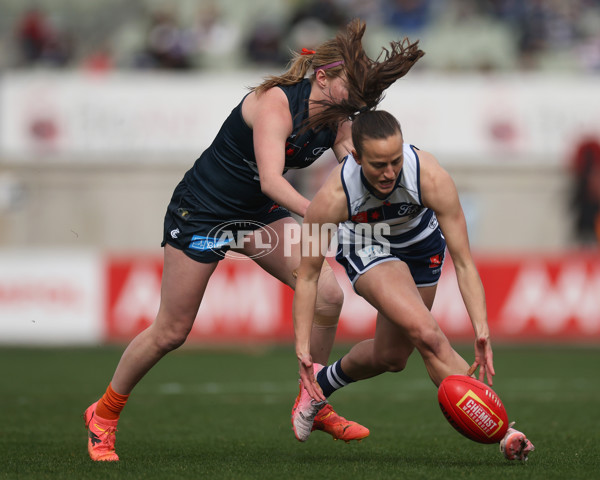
[1, 344, 599, 479]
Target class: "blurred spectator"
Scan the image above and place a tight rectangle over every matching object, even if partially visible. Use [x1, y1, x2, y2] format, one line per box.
[570, 138, 600, 246]
[517, 1, 558, 61]
[136, 9, 195, 70]
[341, 0, 387, 25]
[575, 2, 600, 71]
[15, 7, 74, 67]
[514, 1, 584, 69]
[286, 17, 332, 53]
[280, 0, 350, 60]
[485, 0, 526, 21]
[578, 34, 600, 72]
[16, 8, 49, 64]
[289, 0, 349, 29]
[4, 1, 600, 73]
[384, 0, 432, 34]
[191, 3, 241, 68]
[420, 0, 517, 72]
[246, 21, 287, 66]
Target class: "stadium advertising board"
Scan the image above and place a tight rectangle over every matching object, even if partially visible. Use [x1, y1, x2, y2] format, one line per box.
[0, 250, 103, 344]
[1, 74, 598, 164]
[1, 250, 598, 345]
[105, 251, 600, 344]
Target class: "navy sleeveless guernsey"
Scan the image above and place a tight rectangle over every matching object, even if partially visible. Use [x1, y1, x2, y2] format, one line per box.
[182, 78, 337, 216]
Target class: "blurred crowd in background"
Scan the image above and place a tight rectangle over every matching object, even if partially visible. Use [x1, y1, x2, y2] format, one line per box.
[2, 0, 600, 74]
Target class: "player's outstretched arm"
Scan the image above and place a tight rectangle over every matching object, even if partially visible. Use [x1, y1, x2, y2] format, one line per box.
[419, 150, 495, 384]
[293, 164, 348, 400]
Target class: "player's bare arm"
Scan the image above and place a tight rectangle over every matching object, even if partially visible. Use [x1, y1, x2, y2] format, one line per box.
[294, 164, 348, 399]
[419, 150, 494, 384]
[246, 88, 312, 217]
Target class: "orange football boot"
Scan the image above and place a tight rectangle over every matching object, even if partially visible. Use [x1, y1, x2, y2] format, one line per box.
[312, 403, 370, 443]
[84, 401, 119, 461]
[291, 363, 369, 443]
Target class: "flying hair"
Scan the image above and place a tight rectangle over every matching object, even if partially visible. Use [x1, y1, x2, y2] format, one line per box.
[250, 19, 424, 132]
[305, 19, 424, 131]
[252, 40, 343, 95]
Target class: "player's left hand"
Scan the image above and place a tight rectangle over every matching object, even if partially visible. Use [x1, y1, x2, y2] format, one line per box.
[469, 336, 495, 386]
[298, 354, 325, 402]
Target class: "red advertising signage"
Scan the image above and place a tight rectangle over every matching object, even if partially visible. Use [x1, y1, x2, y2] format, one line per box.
[106, 254, 294, 343]
[106, 251, 600, 344]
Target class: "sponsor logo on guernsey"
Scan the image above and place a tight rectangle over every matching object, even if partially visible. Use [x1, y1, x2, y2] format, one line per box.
[353, 201, 421, 223]
[397, 203, 421, 218]
[429, 254, 442, 269]
[312, 147, 328, 157]
[189, 235, 233, 252]
[455, 390, 504, 438]
[429, 253, 442, 275]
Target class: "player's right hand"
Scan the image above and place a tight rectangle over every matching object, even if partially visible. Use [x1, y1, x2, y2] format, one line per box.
[298, 354, 326, 402]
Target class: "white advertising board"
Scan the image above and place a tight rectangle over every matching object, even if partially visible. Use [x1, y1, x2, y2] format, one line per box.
[0, 72, 262, 160]
[0, 250, 103, 345]
[1, 72, 598, 164]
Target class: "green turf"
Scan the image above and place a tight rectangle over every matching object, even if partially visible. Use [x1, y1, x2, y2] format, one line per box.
[1, 344, 599, 479]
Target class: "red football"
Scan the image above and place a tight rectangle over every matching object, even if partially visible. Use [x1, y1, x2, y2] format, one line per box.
[438, 375, 509, 444]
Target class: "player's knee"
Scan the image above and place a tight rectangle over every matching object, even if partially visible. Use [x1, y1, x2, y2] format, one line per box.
[373, 349, 409, 373]
[152, 319, 193, 353]
[315, 277, 344, 316]
[411, 324, 446, 358]
[154, 330, 188, 353]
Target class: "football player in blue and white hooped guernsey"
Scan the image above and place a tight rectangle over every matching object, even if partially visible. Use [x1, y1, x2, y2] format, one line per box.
[292, 110, 534, 460]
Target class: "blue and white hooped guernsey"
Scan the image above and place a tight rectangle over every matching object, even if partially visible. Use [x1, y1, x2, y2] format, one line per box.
[337, 143, 440, 249]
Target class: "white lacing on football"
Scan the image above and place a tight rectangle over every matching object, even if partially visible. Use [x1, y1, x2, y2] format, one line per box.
[485, 389, 503, 409]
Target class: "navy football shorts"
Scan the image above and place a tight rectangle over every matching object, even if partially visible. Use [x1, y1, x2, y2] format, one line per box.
[162, 181, 291, 263]
[335, 229, 447, 289]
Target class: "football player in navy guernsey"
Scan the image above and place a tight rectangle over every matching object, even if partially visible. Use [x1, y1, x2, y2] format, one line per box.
[83, 20, 426, 461]
[291, 110, 535, 461]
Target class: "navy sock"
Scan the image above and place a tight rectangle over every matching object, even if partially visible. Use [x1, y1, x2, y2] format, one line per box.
[316, 358, 355, 398]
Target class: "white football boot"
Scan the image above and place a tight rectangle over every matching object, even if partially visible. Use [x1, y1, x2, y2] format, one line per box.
[500, 422, 535, 461]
